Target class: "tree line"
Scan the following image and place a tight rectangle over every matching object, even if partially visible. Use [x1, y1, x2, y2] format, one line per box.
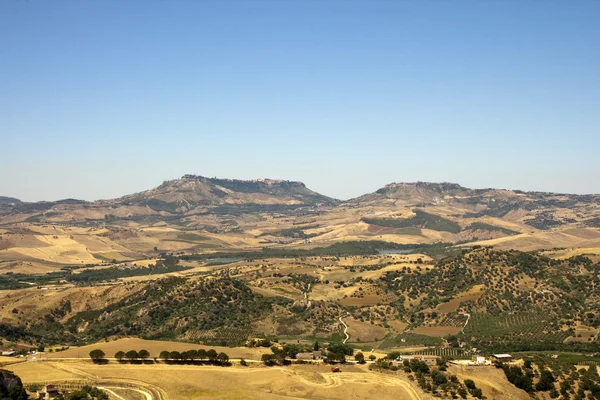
[89, 348, 230, 365]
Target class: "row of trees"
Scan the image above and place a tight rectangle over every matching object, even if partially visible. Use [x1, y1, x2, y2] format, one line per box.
[89, 348, 230, 364]
[158, 349, 229, 364]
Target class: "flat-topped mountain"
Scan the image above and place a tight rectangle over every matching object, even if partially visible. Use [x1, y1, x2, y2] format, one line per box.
[0, 175, 340, 225]
[352, 182, 600, 223]
[352, 182, 475, 204]
[114, 175, 339, 211]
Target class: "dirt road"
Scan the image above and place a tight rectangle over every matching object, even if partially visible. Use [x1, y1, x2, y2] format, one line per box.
[339, 316, 350, 344]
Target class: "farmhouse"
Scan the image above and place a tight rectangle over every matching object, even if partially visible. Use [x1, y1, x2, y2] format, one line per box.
[471, 355, 486, 365]
[297, 351, 322, 361]
[414, 355, 440, 365]
[38, 385, 59, 399]
[491, 354, 513, 363]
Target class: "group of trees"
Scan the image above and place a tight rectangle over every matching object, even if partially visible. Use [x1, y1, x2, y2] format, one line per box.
[68, 276, 292, 343]
[499, 357, 600, 398]
[114, 349, 151, 363]
[89, 348, 230, 365]
[324, 343, 354, 363]
[260, 342, 361, 366]
[371, 354, 482, 399]
[158, 349, 229, 364]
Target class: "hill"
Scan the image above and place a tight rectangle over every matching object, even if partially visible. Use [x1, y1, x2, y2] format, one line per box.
[2, 178, 600, 270]
[352, 182, 600, 227]
[113, 174, 339, 210]
[0, 197, 21, 205]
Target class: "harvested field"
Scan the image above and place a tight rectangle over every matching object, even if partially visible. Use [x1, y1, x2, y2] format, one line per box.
[8, 361, 431, 400]
[343, 317, 389, 343]
[448, 365, 529, 400]
[436, 284, 485, 313]
[339, 294, 386, 307]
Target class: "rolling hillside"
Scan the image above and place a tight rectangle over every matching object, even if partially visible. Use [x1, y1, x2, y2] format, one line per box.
[1, 177, 600, 270]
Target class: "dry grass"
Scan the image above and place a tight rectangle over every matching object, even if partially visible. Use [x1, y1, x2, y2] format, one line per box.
[448, 365, 530, 400]
[8, 361, 81, 381]
[436, 284, 485, 313]
[8, 361, 431, 400]
[343, 317, 388, 342]
[410, 326, 462, 337]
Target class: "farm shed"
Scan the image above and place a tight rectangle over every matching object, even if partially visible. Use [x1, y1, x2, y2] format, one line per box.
[297, 351, 322, 360]
[414, 355, 440, 365]
[491, 354, 513, 362]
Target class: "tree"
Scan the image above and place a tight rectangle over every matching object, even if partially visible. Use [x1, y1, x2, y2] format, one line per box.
[313, 341, 320, 351]
[327, 343, 353, 356]
[197, 349, 208, 361]
[178, 351, 188, 361]
[217, 352, 229, 364]
[115, 351, 125, 361]
[409, 359, 430, 374]
[369, 354, 377, 362]
[170, 351, 181, 360]
[355, 352, 365, 364]
[89, 349, 105, 361]
[139, 349, 150, 360]
[271, 347, 286, 364]
[125, 350, 139, 361]
[432, 370, 448, 385]
[471, 387, 483, 399]
[207, 349, 218, 361]
[240, 358, 248, 366]
[159, 351, 170, 360]
[182, 350, 197, 361]
[65, 392, 89, 400]
[262, 353, 275, 366]
[536, 369, 556, 391]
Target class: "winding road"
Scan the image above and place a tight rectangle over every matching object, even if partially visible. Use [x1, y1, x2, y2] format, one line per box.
[339, 316, 350, 344]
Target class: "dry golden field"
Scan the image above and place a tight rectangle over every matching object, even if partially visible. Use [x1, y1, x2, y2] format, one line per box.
[7, 360, 433, 400]
[43, 338, 272, 360]
[448, 365, 530, 400]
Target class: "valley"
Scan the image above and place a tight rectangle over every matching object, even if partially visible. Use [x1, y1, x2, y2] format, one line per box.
[0, 176, 599, 399]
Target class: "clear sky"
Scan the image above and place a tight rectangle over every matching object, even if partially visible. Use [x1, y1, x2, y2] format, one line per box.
[2, 0, 599, 201]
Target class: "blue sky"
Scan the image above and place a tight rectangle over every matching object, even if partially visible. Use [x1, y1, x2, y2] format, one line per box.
[1, 0, 599, 201]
